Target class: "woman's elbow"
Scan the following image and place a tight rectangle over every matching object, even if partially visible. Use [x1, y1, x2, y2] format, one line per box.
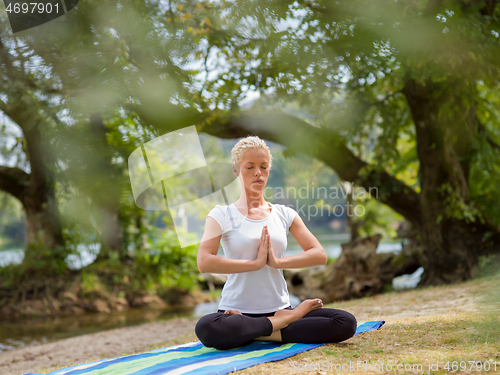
[197, 257, 206, 274]
[319, 248, 328, 265]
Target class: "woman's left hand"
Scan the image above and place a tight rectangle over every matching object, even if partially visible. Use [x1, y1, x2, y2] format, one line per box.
[265, 227, 281, 268]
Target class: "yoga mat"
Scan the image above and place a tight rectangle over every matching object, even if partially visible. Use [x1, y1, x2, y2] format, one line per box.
[25, 320, 385, 375]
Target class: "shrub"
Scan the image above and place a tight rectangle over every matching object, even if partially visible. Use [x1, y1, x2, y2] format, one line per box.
[131, 226, 199, 294]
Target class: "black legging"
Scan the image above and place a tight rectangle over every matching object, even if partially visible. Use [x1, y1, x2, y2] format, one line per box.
[195, 306, 357, 350]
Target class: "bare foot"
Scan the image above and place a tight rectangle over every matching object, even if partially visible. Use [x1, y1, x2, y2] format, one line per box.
[223, 309, 242, 316]
[274, 298, 323, 325]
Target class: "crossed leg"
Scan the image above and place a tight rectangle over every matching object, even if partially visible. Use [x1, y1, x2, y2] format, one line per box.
[280, 308, 357, 343]
[255, 307, 357, 343]
[195, 299, 357, 350]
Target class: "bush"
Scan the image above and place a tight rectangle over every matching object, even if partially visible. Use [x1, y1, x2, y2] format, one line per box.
[17, 242, 70, 276]
[131, 226, 199, 294]
[473, 254, 500, 279]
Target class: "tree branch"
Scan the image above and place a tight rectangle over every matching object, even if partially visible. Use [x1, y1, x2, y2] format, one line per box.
[477, 119, 500, 151]
[129, 105, 421, 228]
[479, 0, 499, 16]
[203, 110, 423, 230]
[129, 100, 423, 229]
[0, 166, 29, 202]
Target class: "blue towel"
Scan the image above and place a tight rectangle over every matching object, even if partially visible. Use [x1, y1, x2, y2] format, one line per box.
[25, 320, 385, 375]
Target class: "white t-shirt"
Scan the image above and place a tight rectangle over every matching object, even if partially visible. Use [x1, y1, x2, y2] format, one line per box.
[206, 202, 299, 313]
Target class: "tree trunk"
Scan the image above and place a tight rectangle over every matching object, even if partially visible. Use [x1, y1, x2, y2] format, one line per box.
[88, 113, 124, 261]
[0, 38, 66, 264]
[0, 122, 65, 264]
[134, 96, 500, 286]
[24, 202, 64, 252]
[285, 234, 385, 302]
[346, 184, 361, 242]
[403, 76, 500, 284]
[21, 123, 66, 262]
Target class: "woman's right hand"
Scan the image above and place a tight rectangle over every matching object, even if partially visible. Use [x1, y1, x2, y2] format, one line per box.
[254, 226, 268, 270]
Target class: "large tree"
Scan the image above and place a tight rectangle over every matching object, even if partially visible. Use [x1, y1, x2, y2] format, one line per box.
[0, 36, 66, 264]
[2, 0, 499, 286]
[0, 1, 131, 265]
[0, 0, 204, 266]
[126, 0, 500, 285]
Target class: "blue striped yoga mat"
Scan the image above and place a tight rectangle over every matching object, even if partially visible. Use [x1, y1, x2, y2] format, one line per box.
[25, 321, 384, 375]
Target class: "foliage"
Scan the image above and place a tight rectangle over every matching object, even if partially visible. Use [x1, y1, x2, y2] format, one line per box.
[81, 271, 108, 296]
[351, 196, 405, 241]
[472, 254, 500, 279]
[0, 192, 25, 250]
[131, 224, 200, 294]
[1, 0, 500, 289]
[436, 182, 485, 225]
[267, 150, 344, 221]
[21, 243, 70, 276]
[0, 263, 23, 288]
[0, 243, 72, 287]
[468, 81, 500, 226]
[174, 0, 500, 222]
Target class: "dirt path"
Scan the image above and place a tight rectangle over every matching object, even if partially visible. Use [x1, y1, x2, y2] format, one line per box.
[0, 317, 199, 375]
[1, 275, 496, 375]
[332, 276, 489, 323]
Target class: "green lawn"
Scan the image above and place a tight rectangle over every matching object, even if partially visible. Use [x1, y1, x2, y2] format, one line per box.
[153, 273, 500, 375]
[39, 272, 500, 375]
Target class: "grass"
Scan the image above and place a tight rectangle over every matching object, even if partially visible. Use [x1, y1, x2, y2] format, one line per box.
[237, 273, 500, 374]
[34, 273, 500, 375]
[151, 274, 498, 375]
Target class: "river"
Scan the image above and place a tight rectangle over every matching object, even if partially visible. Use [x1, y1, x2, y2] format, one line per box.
[0, 233, 422, 353]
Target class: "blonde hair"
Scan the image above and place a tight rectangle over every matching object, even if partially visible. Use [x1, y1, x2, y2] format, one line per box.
[231, 135, 272, 170]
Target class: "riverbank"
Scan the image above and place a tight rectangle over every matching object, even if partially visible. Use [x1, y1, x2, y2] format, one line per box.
[0, 266, 216, 320]
[1, 273, 499, 375]
[0, 306, 197, 353]
[0, 316, 200, 375]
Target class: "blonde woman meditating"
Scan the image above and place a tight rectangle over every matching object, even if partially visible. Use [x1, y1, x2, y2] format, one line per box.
[195, 135, 357, 350]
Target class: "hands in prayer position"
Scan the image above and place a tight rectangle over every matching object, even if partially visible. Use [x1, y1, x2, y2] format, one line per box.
[264, 226, 280, 268]
[254, 225, 280, 270]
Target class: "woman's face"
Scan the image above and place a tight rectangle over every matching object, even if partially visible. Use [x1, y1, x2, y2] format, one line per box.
[234, 149, 270, 198]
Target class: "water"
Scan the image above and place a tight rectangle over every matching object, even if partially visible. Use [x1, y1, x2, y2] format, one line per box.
[0, 244, 100, 269]
[0, 248, 23, 267]
[392, 267, 424, 290]
[0, 233, 412, 353]
[0, 234, 404, 269]
[0, 248, 194, 354]
[286, 233, 422, 288]
[0, 307, 193, 354]
[285, 232, 404, 258]
[0, 294, 303, 354]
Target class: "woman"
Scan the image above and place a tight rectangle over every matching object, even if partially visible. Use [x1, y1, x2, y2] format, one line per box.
[195, 135, 357, 350]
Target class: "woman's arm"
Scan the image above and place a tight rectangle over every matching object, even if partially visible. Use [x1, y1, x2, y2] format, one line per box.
[197, 217, 268, 274]
[267, 215, 327, 269]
